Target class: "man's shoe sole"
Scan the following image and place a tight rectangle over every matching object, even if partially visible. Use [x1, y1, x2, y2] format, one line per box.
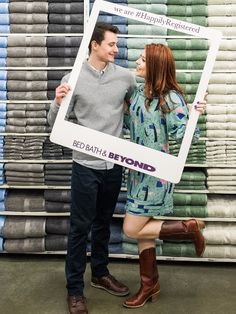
[90, 282, 129, 296]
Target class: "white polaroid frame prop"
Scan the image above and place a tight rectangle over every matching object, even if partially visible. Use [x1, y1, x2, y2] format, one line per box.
[50, 0, 221, 183]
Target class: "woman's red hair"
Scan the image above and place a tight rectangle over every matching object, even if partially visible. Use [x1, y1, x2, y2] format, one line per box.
[144, 43, 185, 111]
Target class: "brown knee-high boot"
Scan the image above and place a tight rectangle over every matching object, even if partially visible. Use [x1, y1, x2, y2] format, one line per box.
[123, 247, 160, 309]
[159, 219, 205, 257]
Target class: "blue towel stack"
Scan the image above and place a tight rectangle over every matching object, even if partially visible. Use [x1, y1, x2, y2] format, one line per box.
[0, 188, 6, 211]
[0, 102, 6, 133]
[0, 1, 9, 34]
[0, 70, 7, 102]
[0, 215, 6, 252]
[0, 188, 6, 252]
[0, 162, 4, 186]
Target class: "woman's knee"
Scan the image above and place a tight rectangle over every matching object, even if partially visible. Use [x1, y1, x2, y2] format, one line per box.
[123, 222, 139, 239]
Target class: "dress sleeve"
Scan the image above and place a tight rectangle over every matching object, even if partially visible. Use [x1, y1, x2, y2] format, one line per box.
[165, 91, 200, 143]
[125, 71, 137, 102]
[123, 86, 138, 130]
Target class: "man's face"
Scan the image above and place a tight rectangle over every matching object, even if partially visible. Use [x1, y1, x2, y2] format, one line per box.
[92, 31, 119, 63]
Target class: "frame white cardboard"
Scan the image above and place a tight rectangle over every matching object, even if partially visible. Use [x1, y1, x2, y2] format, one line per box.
[50, 0, 222, 183]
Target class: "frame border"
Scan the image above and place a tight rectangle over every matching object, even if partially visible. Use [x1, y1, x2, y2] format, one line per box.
[50, 0, 222, 183]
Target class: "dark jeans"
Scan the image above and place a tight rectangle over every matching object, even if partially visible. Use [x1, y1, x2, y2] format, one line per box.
[65, 161, 122, 296]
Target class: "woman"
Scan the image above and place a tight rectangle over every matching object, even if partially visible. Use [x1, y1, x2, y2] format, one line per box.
[122, 43, 206, 309]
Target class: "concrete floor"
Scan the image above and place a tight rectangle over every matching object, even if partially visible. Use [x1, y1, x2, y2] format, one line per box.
[0, 255, 235, 314]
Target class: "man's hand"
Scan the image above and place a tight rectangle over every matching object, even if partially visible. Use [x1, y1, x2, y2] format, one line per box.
[55, 83, 71, 105]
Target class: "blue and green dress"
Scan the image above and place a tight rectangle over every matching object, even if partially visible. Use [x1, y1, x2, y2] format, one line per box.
[125, 84, 199, 217]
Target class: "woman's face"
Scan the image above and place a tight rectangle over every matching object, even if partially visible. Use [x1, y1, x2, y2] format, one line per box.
[135, 49, 146, 78]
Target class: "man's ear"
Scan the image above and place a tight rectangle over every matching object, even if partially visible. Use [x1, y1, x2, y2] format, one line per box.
[91, 40, 98, 51]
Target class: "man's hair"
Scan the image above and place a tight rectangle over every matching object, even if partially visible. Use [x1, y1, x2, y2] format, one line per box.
[88, 22, 119, 53]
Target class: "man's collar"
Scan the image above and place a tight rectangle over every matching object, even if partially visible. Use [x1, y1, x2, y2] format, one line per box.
[86, 60, 108, 74]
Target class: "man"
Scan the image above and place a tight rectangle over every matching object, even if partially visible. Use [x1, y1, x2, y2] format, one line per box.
[48, 22, 136, 314]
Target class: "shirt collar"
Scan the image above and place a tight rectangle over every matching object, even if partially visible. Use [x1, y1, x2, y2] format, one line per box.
[87, 60, 107, 75]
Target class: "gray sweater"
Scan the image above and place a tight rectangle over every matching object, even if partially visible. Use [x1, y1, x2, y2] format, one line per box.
[48, 61, 136, 169]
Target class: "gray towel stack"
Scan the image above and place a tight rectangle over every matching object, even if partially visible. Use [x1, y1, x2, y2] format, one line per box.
[45, 217, 69, 251]
[3, 216, 46, 253]
[6, 103, 51, 134]
[48, 1, 84, 33]
[46, 37, 81, 92]
[8, 1, 48, 33]
[44, 189, 71, 212]
[4, 135, 47, 159]
[4, 163, 45, 186]
[44, 163, 72, 186]
[7, 67, 48, 101]
[7, 37, 48, 100]
[5, 190, 45, 212]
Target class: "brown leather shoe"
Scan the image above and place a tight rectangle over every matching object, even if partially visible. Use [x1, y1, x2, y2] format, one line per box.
[91, 274, 129, 296]
[67, 295, 88, 314]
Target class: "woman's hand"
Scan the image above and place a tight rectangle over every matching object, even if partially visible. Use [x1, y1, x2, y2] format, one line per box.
[194, 100, 206, 115]
[55, 83, 71, 105]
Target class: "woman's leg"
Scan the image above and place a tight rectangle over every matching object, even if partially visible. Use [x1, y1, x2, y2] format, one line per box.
[123, 213, 163, 240]
[138, 238, 155, 253]
[123, 213, 205, 257]
[123, 238, 160, 308]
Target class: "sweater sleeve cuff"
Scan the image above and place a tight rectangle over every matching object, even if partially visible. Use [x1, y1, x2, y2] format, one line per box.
[51, 100, 60, 112]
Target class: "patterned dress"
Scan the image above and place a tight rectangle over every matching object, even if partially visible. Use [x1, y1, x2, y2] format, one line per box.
[125, 84, 199, 217]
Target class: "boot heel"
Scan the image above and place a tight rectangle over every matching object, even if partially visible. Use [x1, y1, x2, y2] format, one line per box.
[196, 220, 205, 230]
[151, 292, 159, 303]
